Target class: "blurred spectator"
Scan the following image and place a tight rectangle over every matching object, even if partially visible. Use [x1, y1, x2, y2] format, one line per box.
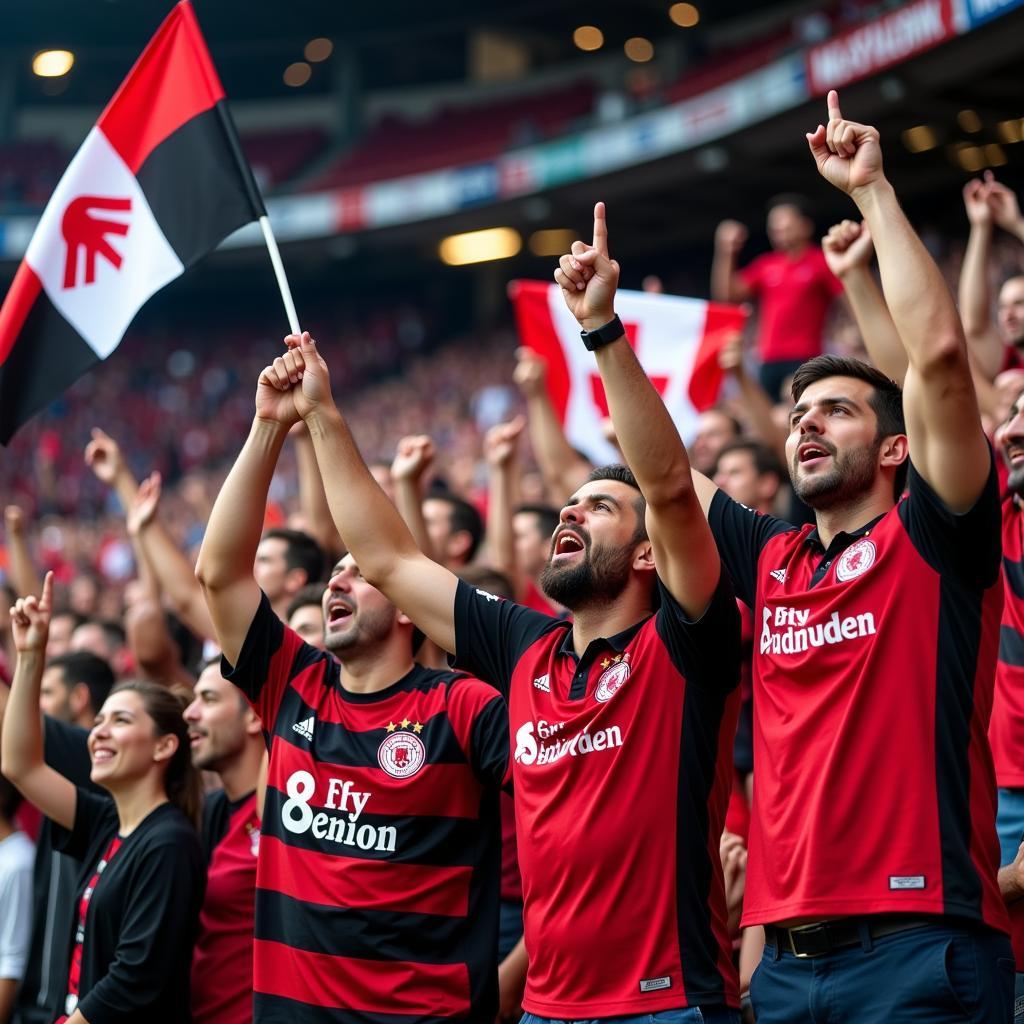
[0, 775, 34, 1023]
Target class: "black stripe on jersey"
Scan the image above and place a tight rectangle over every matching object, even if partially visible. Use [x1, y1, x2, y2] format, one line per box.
[253, 992, 453, 1024]
[134, 101, 261, 268]
[288, 644, 329, 686]
[256, 888, 478, 964]
[1000, 626, 1024, 668]
[273, 687, 468, 768]
[671, 664, 730, 1003]
[934, 576, 984, 915]
[1004, 557, 1024, 601]
[262, 787, 483, 866]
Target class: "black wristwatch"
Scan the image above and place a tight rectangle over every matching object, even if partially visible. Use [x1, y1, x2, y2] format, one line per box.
[579, 315, 624, 352]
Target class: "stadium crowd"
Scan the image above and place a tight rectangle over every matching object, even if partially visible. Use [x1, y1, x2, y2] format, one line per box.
[1, 89, 1024, 1024]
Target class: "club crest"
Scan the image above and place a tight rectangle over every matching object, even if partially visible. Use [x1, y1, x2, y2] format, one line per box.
[378, 729, 426, 779]
[835, 538, 876, 582]
[595, 653, 631, 703]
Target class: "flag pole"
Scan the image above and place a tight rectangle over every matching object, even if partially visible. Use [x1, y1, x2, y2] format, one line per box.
[214, 103, 301, 334]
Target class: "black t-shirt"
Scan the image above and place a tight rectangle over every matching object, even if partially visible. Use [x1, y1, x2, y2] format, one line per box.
[52, 790, 205, 1024]
[14, 718, 105, 1024]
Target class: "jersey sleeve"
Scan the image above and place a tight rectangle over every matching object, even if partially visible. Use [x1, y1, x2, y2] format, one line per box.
[451, 580, 562, 698]
[0, 845, 33, 981]
[42, 717, 92, 786]
[51, 787, 118, 862]
[221, 590, 322, 729]
[708, 488, 795, 607]
[76, 827, 204, 1024]
[898, 453, 1001, 589]
[654, 568, 742, 692]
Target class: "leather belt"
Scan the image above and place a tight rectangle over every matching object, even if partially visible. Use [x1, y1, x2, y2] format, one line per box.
[763, 916, 934, 958]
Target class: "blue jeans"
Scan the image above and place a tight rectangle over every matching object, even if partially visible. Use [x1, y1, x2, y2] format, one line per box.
[521, 1008, 740, 1024]
[998, 787, 1024, 866]
[499, 899, 524, 961]
[751, 921, 1013, 1022]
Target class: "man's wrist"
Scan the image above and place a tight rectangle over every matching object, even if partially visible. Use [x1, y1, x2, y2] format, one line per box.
[303, 404, 342, 438]
[850, 178, 895, 214]
[579, 312, 618, 333]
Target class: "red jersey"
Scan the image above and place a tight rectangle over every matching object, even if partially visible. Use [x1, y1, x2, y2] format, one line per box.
[739, 246, 843, 363]
[223, 594, 509, 1024]
[192, 791, 260, 1024]
[991, 495, 1024, 787]
[454, 575, 741, 1016]
[710, 460, 1008, 931]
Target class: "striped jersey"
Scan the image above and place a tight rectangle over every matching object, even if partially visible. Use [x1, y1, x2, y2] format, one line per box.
[223, 594, 509, 1024]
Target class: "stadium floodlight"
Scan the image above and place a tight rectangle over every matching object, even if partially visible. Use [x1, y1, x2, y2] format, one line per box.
[984, 143, 1008, 167]
[957, 109, 982, 133]
[439, 227, 521, 266]
[901, 125, 937, 153]
[305, 38, 333, 62]
[624, 37, 654, 63]
[996, 119, 1024, 144]
[32, 50, 74, 78]
[528, 229, 577, 257]
[669, 3, 700, 28]
[283, 62, 312, 87]
[573, 26, 604, 52]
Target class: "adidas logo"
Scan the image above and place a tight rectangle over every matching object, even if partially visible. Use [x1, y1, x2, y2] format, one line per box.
[292, 716, 315, 741]
[533, 674, 551, 692]
[769, 568, 787, 584]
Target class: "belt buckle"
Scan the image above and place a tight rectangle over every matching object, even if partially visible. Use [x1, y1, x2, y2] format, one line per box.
[788, 922, 828, 958]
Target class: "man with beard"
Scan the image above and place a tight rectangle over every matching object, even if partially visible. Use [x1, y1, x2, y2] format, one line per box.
[195, 377, 509, 1024]
[271, 327, 743, 1021]
[184, 662, 263, 1024]
[664, 91, 1009, 1021]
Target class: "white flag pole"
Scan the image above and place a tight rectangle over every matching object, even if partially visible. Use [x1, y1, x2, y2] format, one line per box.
[258, 215, 300, 335]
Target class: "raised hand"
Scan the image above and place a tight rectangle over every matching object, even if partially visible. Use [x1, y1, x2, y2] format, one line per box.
[822, 219, 875, 277]
[984, 172, 1024, 236]
[484, 416, 526, 467]
[84, 427, 127, 486]
[4, 505, 25, 536]
[716, 330, 746, 377]
[126, 471, 162, 536]
[715, 219, 748, 256]
[963, 178, 992, 228]
[513, 347, 547, 399]
[391, 435, 436, 484]
[10, 571, 53, 653]
[806, 90, 884, 197]
[554, 202, 621, 330]
[257, 331, 334, 425]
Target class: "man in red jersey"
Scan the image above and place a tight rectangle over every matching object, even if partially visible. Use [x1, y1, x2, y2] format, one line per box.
[195, 356, 509, 1024]
[684, 90, 1013, 1021]
[268, 310, 743, 1020]
[712, 195, 843, 402]
[184, 661, 264, 1024]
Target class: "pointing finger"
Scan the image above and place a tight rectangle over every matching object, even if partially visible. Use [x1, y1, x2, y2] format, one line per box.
[593, 201, 609, 258]
[827, 89, 842, 123]
[39, 571, 54, 613]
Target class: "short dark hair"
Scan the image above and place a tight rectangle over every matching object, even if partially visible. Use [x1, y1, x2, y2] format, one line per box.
[457, 565, 515, 601]
[713, 440, 784, 481]
[426, 489, 484, 561]
[48, 651, 115, 714]
[286, 582, 327, 622]
[584, 464, 648, 543]
[0, 774, 22, 821]
[791, 355, 908, 496]
[263, 528, 326, 584]
[767, 192, 813, 220]
[514, 504, 561, 541]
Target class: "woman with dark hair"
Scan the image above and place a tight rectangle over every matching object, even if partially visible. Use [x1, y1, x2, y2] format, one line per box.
[1, 574, 205, 1024]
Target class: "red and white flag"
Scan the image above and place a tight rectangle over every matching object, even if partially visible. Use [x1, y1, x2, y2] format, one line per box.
[0, 1, 264, 444]
[510, 280, 748, 465]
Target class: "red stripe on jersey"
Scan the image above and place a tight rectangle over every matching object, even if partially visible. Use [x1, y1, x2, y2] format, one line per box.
[0, 262, 42, 367]
[257, 834, 472, 917]
[268, 736, 483, 819]
[253, 937, 471, 1015]
[97, 3, 225, 174]
[992, 498, 1024, 787]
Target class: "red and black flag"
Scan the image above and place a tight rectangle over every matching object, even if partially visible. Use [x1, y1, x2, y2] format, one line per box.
[0, 1, 265, 444]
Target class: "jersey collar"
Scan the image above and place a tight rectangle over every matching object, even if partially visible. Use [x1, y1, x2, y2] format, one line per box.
[556, 616, 648, 664]
[804, 513, 885, 556]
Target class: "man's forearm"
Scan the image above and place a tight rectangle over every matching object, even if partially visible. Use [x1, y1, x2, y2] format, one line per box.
[196, 418, 288, 590]
[711, 250, 740, 303]
[294, 429, 343, 558]
[524, 393, 591, 503]
[138, 522, 215, 640]
[4, 529, 40, 599]
[304, 406, 421, 587]
[486, 461, 519, 583]
[1, 650, 45, 779]
[999, 862, 1024, 904]
[841, 267, 907, 383]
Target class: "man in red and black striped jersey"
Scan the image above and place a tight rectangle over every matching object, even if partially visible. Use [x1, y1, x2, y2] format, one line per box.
[682, 91, 1013, 1021]
[269, 292, 743, 1017]
[195, 369, 509, 1024]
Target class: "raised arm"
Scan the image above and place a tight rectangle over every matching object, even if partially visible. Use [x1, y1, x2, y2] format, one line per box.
[822, 219, 907, 383]
[390, 435, 440, 560]
[711, 220, 753, 304]
[1, 573, 77, 831]
[717, 333, 787, 463]
[556, 203, 721, 619]
[808, 90, 990, 512]
[3, 506, 42, 598]
[276, 333, 460, 655]
[512, 347, 591, 503]
[958, 176, 1005, 381]
[483, 417, 527, 593]
[195, 347, 306, 664]
[292, 423, 344, 560]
